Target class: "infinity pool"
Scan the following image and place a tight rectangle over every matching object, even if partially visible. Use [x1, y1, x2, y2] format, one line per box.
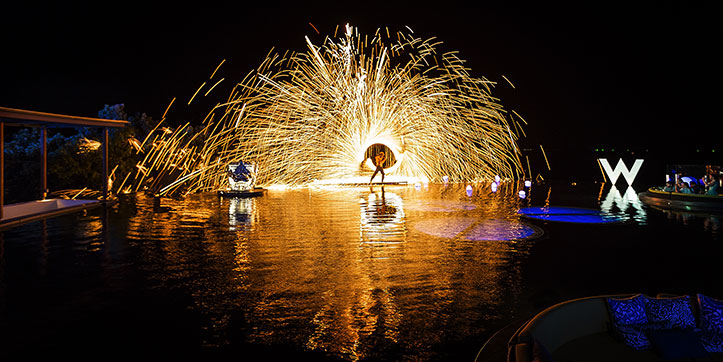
[1, 182, 720, 360]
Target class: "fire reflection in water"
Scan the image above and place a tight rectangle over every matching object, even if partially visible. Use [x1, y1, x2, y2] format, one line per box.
[228, 196, 258, 231]
[359, 187, 407, 247]
[123, 187, 528, 361]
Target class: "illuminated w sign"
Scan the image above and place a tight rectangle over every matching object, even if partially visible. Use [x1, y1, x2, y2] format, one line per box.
[598, 158, 644, 185]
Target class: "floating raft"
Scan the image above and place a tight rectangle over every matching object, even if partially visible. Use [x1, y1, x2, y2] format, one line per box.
[333, 181, 409, 186]
[218, 188, 268, 198]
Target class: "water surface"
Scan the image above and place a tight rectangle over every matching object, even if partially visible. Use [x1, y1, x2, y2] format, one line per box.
[1, 182, 721, 360]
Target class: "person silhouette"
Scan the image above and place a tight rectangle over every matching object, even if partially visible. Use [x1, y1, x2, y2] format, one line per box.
[369, 151, 386, 184]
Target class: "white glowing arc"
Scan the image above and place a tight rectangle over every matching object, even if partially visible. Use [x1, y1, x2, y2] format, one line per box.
[359, 136, 404, 173]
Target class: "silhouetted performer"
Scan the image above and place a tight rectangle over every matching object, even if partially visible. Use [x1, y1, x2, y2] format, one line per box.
[369, 151, 386, 184]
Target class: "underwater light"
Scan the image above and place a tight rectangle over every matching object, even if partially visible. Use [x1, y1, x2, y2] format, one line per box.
[518, 206, 627, 224]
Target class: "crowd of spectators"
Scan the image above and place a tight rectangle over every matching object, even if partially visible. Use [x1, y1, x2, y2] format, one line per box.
[663, 174, 720, 195]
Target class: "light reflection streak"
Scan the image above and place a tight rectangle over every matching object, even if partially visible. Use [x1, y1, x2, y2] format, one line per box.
[228, 197, 258, 231]
[359, 187, 406, 246]
[600, 185, 647, 223]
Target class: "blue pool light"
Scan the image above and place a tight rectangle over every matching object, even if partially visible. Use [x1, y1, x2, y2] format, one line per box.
[491, 182, 498, 192]
[518, 206, 626, 224]
[466, 185, 473, 197]
[518, 190, 526, 199]
[524, 180, 532, 188]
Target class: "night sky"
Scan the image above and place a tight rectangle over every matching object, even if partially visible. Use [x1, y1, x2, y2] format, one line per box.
[1, 2, 720, 177]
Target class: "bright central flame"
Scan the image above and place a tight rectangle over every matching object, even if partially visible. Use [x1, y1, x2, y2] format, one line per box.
[123, 24, 525, 196]
[359, 135, 403, 173]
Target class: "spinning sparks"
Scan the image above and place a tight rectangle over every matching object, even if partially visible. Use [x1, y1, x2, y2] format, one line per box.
[123, 24, 524, 196]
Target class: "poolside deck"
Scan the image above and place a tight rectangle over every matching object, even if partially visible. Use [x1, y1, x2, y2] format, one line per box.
[0, 199, 103, 229]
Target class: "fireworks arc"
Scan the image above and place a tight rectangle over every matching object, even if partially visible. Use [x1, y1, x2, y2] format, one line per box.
[120, 24, 525, 196]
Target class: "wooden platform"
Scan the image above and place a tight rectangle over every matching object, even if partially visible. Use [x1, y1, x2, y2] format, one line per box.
[217, 188, 268, 198]
[330, 181, 409, 186]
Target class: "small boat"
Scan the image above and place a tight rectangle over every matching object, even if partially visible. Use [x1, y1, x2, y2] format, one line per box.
[639, 188, 723, 213]
[217, 188, 267, 198]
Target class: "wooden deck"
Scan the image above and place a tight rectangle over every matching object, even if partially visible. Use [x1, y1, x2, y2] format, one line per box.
[329, 181, 409, 186]
[0, 199, 103, 229]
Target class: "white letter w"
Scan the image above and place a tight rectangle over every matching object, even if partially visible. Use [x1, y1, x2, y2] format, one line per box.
[599, 158, 644, 185]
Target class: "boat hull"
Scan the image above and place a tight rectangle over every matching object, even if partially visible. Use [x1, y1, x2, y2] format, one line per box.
[639, 188, 723, 213]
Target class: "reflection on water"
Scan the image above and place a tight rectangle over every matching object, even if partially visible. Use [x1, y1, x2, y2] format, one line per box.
[123, 184, 533, 360]
[599, 185, 647, 224]
[594, 183, 720, 236]
[0, 183, 541, 360]
[653, 207, 721, 238]
[360, 187, 406, 246]
[5, 181, 723, 360]
[228, 197, 257, 231]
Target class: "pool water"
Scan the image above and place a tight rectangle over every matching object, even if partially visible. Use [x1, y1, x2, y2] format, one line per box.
[1, 182, 721, 360]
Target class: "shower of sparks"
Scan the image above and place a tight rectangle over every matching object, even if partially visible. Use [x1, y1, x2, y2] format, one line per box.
[123, 24, 525, 197]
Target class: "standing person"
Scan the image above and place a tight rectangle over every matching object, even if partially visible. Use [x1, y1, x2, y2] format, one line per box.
[369, 151, 386, 184]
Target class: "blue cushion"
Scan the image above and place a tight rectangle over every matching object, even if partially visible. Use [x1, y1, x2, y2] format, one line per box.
[607, 294, 648, 326]
[644, 295, 696, 329]
[695, 328, 723, 353]
[647, 328, 709, 359]
[698, 294, 723, 334]
[614, 322, 673, 350]
[615, 324, 653, 350]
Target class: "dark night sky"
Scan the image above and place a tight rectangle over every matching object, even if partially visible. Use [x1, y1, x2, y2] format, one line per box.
[1, 2, 720, 173]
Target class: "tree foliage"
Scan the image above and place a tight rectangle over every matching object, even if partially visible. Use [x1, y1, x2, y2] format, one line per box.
[3, 104, 158, 203]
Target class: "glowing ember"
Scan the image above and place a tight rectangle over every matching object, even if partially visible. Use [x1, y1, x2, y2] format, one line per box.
[125, 24, 524, 196]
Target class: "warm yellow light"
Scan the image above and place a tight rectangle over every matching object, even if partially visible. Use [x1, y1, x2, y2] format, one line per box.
[123, 24, 524, 196]
[78, 137, 101, 152]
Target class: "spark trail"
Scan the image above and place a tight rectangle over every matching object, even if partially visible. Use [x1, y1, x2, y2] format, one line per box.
[124, 24, 524, 196]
